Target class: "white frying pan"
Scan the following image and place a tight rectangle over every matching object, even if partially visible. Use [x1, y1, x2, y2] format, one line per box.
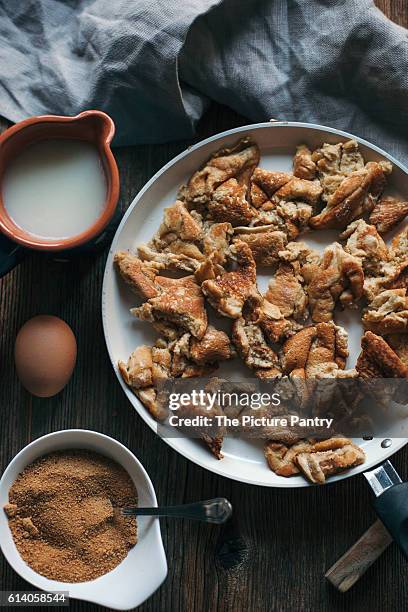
[102, 122, 408, 487]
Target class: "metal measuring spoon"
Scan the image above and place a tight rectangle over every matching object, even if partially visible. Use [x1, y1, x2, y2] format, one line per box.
[121, 497, 232, 524]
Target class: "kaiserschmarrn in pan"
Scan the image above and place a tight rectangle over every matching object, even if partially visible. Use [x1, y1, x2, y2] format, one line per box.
[115, 137, 408, 484]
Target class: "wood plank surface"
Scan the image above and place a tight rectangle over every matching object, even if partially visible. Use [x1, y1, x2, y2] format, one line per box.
[1, 1, 407, 610]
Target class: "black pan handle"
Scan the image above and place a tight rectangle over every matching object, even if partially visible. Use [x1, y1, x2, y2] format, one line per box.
[0, 233, 26, 277]
[373, 482, 408, 560]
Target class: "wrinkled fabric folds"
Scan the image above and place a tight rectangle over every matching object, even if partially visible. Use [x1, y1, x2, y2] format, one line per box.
[0, 0, 407, 163]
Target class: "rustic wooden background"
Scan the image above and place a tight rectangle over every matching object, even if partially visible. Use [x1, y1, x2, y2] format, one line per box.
[1, 1, 407, 610]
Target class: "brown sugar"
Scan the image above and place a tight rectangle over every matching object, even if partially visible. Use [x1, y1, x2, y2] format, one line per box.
[4, 450, 138, 582]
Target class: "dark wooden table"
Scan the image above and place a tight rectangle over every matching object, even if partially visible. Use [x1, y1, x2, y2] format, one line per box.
[1, 2, 407, 610]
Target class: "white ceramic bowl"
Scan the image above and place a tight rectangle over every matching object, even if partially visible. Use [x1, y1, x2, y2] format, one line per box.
[0, 430, 167, 610]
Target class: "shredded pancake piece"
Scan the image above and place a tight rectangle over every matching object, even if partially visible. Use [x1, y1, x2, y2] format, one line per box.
[233, 226, 288, 266]
[281, 326, 317, 375]
[311, 140, 365, 201]
[356, 331, 408, 378]
[272, 177, 322, 206]
[303, 243, 364, 323]
[137, 202, 235, 273]
[362, 288, 408, 335]
[390, 227, 408, 264]
[305, 322, 348, 377]
[119, 345, 166, 390]
[232, 317, 280, 374]
[201, 241, 259, 318]
[137, 201, 205, 271]
[264, 440, 314, 477]
[208, 179, 257, 226]
[309, 161, 391, 230]
[189, 325, 232, 365]
[340, 219, 389, 277]
[118, 344, 172, 420]
[132, 275, 208, 339]
[282, 322, 348, 378]
[265, 437, 365, 483]
[202, 222, 234, 264]
[369, 196, 408, 234]
[293, 144, 317, 180]
[265, 262, 308, 322]
[250, 166, 322, 234]
[181, 138, 260, 209]
[250, 168, 292, 207]
[386, 334, 408, 367]
[114, 252, 163, 300]
[296, 439, 365, 484]
[253, 297, 300, 344]
[154, 200, 203, 246]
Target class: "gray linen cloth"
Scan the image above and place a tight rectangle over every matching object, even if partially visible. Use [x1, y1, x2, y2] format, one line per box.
[0, 0, 407, 164]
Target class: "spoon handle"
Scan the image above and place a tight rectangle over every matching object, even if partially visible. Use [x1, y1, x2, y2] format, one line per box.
[122, 497, 232, 524]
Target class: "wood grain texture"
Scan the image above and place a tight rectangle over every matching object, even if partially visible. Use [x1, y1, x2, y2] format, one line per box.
[1, 2, 408, 611]
[376, 0, 408, 28]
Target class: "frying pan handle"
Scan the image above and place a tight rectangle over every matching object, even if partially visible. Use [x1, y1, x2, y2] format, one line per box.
[374, 482, 408, 560]
[0, 233, 26, 277]
[325, 519, 392, 592]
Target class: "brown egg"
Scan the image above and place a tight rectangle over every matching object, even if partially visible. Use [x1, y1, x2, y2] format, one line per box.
[14, 316, 77, 397]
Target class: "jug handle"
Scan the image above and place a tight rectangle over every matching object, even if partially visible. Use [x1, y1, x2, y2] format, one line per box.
[0, 233, 26, 277]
